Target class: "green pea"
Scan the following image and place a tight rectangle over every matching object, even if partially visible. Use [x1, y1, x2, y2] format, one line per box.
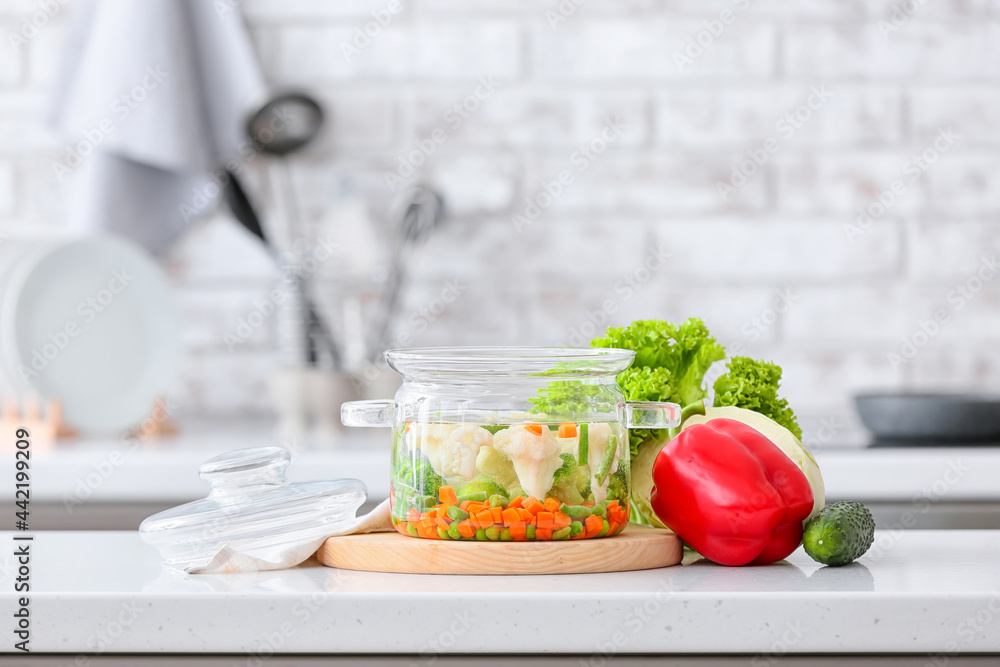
[500, 528, 512, 542]
[488, 494, 509, 508]
[570, 521, 584, 537]
[552, 526, 572, 540]
[437, 527, 449, 539]
[525, 525, 536, 540]
[485, 526, 501, 541]
[475, 528, 487, 541]
[406, 523, 419, 537]
[597, 518, 610, 538]
[447, 522, 461, 540]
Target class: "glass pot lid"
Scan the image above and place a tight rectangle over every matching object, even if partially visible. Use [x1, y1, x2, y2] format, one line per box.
[139, 447, 367, 569]
[385, 346, 637, 379]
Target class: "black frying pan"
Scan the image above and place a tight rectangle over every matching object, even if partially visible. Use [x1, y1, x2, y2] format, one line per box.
[855, 392, 1000, 445]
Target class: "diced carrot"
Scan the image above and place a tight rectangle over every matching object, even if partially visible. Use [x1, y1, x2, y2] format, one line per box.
[585, 515, 603, 538]
[426, 508, 438, 519]
[435, 517, 450, 529]
[524, 423, 543, 436]
[467, 502, 487, 515]
[543, 497, 561, 513]
[509, 496, 524, 509]
[553, 512, 572, 530]
[457, 520, 476, 538]
[439, 486, 458, 504]
[535, 528, 553, 541]
[490, 507, 504, 523]
[523, 497, 544, 515]
[516, 508, 533, 522]
[582, 501, 595, 508]
[394, 523, 408, 536]
[476, 510, 494, 528]
[536, 511, 554, 529]
[407, 508, 421, 522]
[509, 525, 527, 540]
[558, 423, 578, 438]
[501, 508, 521, 526]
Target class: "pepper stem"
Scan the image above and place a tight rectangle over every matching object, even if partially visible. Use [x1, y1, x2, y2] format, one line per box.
[667, 400, 708, 439]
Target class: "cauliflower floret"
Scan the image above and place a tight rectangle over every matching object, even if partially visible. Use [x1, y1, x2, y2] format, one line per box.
[587, 422, 618, 503]
[411, 423, 491, 481]
[557, 433, 579, 457]
[492, 425, 564, 500]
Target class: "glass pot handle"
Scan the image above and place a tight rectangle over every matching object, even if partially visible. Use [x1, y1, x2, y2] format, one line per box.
[341, 400, 395, 427]
[625, 401, 682, 429]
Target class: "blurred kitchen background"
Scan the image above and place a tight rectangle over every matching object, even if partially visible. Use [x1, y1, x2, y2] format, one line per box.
[1, 0, 998, 528]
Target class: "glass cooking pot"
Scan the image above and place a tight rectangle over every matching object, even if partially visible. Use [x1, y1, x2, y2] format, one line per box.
[342, 347, 680, 541]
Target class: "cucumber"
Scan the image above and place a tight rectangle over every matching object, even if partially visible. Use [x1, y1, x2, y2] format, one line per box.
[803, 501, 875, 567]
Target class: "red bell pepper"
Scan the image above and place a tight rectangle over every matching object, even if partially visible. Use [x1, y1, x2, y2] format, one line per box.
[650, 418, 813, 566]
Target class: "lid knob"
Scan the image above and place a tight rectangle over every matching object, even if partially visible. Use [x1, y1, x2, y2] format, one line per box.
[198, 446, 290, 495]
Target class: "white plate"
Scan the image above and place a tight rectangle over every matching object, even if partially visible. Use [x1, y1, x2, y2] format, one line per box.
[2, 236, 178, 434]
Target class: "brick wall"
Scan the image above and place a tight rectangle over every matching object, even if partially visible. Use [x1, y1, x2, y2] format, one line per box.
[2, 0, 999, 445]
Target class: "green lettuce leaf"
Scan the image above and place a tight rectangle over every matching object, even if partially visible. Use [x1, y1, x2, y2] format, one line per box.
[712, 356, 802, 439]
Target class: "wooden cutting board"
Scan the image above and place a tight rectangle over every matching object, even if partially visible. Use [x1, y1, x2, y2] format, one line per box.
[317, 525, 681, 575]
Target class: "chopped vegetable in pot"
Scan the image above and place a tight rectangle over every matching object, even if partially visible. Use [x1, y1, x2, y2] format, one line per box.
[390, 420, 629, 540]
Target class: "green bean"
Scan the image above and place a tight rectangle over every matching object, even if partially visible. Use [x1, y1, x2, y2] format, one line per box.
[447, 505, 470, 521]
[487, 494, 509, 508]
[447, 522, 461, 540]
[591, 503, 606, 517]
[552, 526, 572, 540]
[406, 523, 418, 537]
[560, 503, 592, 519]
[456, 491, 488, 503]
[597, 518, 610, 538]
[594, 434, 617, 485]
[578, 422, 589, 466]
[475, 528, 487, 541]
[570, 520, 584, 537]
[437, 527, 449, 539]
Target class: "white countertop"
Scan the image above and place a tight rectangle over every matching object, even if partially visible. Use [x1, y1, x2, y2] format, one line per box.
[3, 529, 999, 655]
[7, 422, 1000, 504]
